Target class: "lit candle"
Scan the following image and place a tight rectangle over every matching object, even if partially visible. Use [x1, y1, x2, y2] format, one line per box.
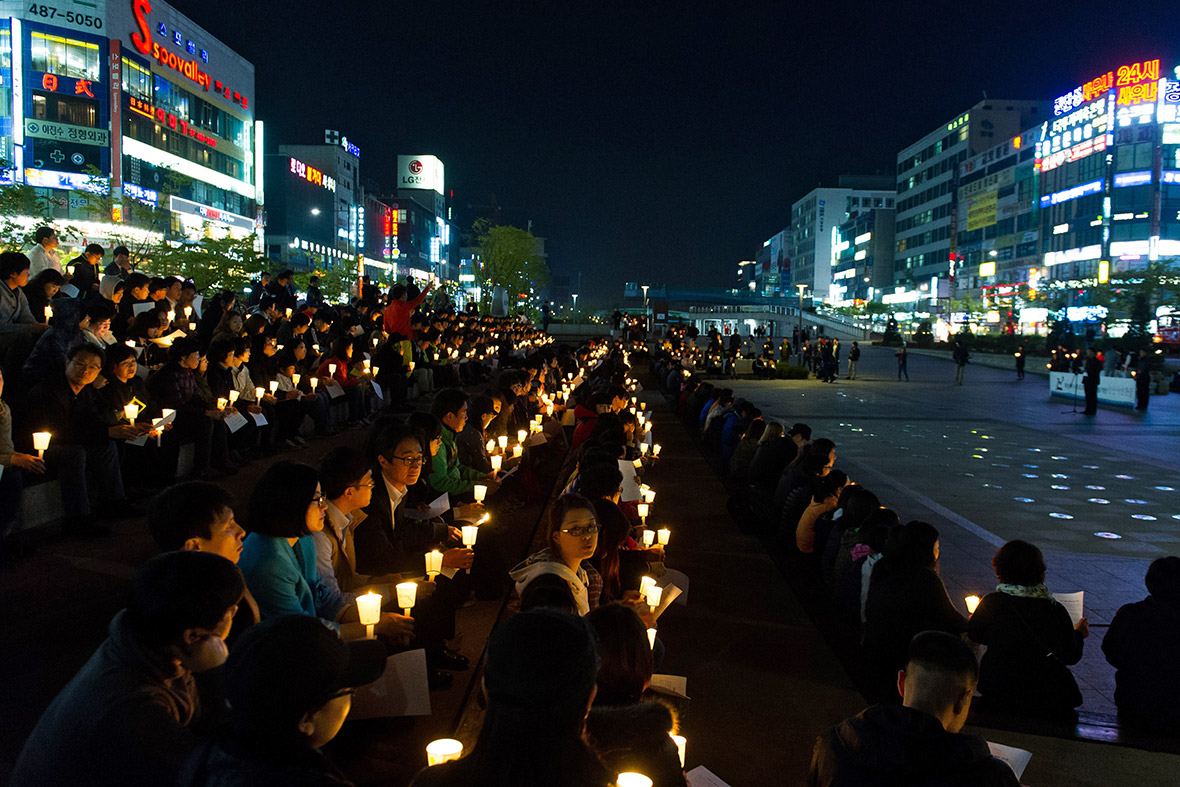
[498, 435, 508, 450]
[268, 380, 279, 394]
[462, 525, 479, 547]
[290, 372, 301, 386]
[216, 397, 228, 411]
[285, 308, 292, 318]
[633, 458, 642, 469]
[371, 365, 379, 377]
[44, 304, 53, 319]
[123, 402, 140, 425]
[125, 340, 135, 349]
[512, 444, 523, 459]
[647, 627, 657, 649]
[652, 444, 662, 457]
[639, 442, 649, 455]
[425, 738, 464, 766]
[486, 439, 496, 454]
[474, 484, 487, 503]
[188, 322, 196, 331]
[32, 431, 52, 459]
[517, 429, 527, 444]
[184, 305, 192, 318]
[228, 390, 240, 404]
[425, 550, 443, 580]
[639, 576, 656, 598]
[328, 363, 337, 376]
[671, 735, 686, 768]
[310, 377, 319, 391]
[637, 502, 649, 523]
[616, 773, 653, 787]
[657, 528, 670, 546]
[645, 585, 663, 610]
[965, 595, 981, 615]
[356, 591, 382, 639]
[642, 529, 655, 547]
[395, 582, 417, 616]
[255, 386, 265, 401]
[490, 454, 502, 472]
[642, 488, 655, 504]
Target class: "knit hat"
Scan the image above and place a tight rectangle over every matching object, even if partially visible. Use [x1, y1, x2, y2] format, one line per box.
[484, 608, 599, 712]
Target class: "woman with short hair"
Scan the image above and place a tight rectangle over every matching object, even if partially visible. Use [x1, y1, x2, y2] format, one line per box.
[968, 539, 1088, 718]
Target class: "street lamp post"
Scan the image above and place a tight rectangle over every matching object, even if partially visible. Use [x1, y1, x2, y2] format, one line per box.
[641, 284, 650, 334]
[572, 293, 579, 323]
[796, 283, 807, 359]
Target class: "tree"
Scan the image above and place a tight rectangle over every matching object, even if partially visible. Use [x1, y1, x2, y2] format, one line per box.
[472, 219, 550, 312]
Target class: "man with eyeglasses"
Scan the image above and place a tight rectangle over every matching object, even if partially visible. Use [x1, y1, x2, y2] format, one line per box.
[21, 344, 149, 535]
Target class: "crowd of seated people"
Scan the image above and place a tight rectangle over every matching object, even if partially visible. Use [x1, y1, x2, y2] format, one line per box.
[650, 327, 1180, 772]
[9, 272, 702, 785]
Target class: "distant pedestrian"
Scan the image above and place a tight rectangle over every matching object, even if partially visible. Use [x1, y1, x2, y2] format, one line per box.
[1082, 348, 1101, 415]
[953, 341, 969, 386]
[847, 341, 860, 379]
[1133, 348, 1151, 411]
[895, 343, 908, 381]
[1014, 349, 1025, 381]
[541, 302, 551, 332]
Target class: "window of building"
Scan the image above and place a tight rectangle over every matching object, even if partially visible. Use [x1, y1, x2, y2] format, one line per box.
[30, 31, 100, 81]
[31, 90, 98, 126]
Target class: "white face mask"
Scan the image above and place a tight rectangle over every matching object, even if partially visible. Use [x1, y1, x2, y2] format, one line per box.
[181, 634, 229, 673]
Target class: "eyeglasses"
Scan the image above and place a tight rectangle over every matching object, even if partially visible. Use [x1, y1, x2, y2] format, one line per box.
[310, 494, 326, 506]
[390, 454, 427, 467]
[352, 480, 376, 490]
[559, 524, 601, 538]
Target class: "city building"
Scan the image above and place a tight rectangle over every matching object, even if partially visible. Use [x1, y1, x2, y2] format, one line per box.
[386, 154, 459, 285]
[789, 175, 895, 300]
[265, 129, 363, 271]
[1037, 57, 1180, 286]
[952, 127, 1039, 318]
[830, 208, 895, 305]
[744, 227, 790, 296]
[893, 98, 1047, 300]
[2, 0, 260, 247]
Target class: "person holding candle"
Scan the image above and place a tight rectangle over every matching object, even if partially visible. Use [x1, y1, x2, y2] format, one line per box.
[21, 296, 89, 388]
[11, 551, 245, 787]
[21, 267, 64, 324]
[20, 343, 146, 533]
[809, 631, 1019, 787]
[510, 495, 604, 616]
[455, 392, 501, 474]
[273, 351, 334, 442]
[429, 388, 500, 500]
[239, 462, 414, 646]
[67, 243, 105, 297]
[585, 605, 685, 787]
[409, 608, 613, 787]
[0, 366, 46, 560]
[580, 462, 661, 607]
[967, 540, 1087, 719]
[148, 337, 236, 480]
[315, 335, 369, 427]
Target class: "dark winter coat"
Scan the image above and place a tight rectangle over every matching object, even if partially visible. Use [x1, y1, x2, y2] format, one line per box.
[809, 704, 1019, 787]
[1102, 593, 1180, 727]
[586, 700, 687, 787]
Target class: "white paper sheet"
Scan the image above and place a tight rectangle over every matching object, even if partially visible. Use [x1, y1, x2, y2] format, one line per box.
[1052, 591, 1084, 625]
[251, 412, 268, 427]
[190, 295, 203, 317]
[60, 282, 80, 298]
[370, 380, 384, 401]
[649, 673, 689, 699]
[223, 411, 249, 433]
[987, 742, 1032, 780]
[132, 301, 155, 315]
[619, 458, 641, 501]
[658, 569, 689, 606]
[403, 493, 450, 521]
[525, 432, 548, 446]
[686, 766, 731, 787]
[653, 584, 682, 619]
[325, 380, 345, 399]
[348, 649, 432, 719]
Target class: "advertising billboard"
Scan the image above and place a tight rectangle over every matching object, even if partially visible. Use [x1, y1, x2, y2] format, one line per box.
[397, 155, 444, 194]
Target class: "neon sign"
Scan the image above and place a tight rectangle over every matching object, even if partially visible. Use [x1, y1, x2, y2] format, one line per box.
[130, 0, 246, 108]
[1054, 59, 1161, 115]
[1039, 179, 1104, 208]
[128, 96, 218, 148]
[289, 157, 336, 192]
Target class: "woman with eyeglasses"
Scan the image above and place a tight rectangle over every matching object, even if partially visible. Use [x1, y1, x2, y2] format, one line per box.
[239, 462, 410, 642]
[510, 494, 603, 616]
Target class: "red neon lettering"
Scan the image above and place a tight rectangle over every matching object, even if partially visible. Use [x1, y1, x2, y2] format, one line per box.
[1117, 81, 1158, 107]
[1116, 59, 1161, 86]
[74, 79, 94, 98]
[41, 73, 58, 91]
[131, 0, 153, 56]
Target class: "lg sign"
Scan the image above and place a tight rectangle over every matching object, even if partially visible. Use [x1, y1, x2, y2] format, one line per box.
[398, 155, 444, 194]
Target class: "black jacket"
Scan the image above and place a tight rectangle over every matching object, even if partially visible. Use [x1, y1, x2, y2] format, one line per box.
[20, 373, 109, 449]
[353, 470, 446, 577]
[809, 704, 1019, 787]
[586, 700, 687, 787]
[179, 735, 353, 786]
[1102, 593, 1180, 726]
[967, 592, 1083, 715]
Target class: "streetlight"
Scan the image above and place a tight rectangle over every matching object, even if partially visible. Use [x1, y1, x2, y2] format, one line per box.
[572, 293, 579, 322]
[310, 208, 321, 216]
[641, 284, 650, 333]
[796, 283, 807, 350]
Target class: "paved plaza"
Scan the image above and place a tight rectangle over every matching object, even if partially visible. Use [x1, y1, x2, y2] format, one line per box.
[727, 344, 1180, 717]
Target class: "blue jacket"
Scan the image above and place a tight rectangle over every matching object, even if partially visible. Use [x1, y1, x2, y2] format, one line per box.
[238, 534, 347, 628]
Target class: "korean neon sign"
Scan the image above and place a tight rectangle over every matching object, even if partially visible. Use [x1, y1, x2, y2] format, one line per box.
[130, 0, 247, 108]
[1054, 59, 1161, 115]
[289, 157, 336, 192]
[128, 96, 218, 148]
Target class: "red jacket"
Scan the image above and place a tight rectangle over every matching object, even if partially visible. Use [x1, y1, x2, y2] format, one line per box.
[382, 289, 430, 337]
[571, 404, 599, 449]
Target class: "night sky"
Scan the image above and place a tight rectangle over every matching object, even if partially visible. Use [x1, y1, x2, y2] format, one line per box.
[170, 0, 1178, 300]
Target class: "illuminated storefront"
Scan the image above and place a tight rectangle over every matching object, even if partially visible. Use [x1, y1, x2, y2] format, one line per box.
[0, 0, 258, 245]
[1038, 57, 1180, 282]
